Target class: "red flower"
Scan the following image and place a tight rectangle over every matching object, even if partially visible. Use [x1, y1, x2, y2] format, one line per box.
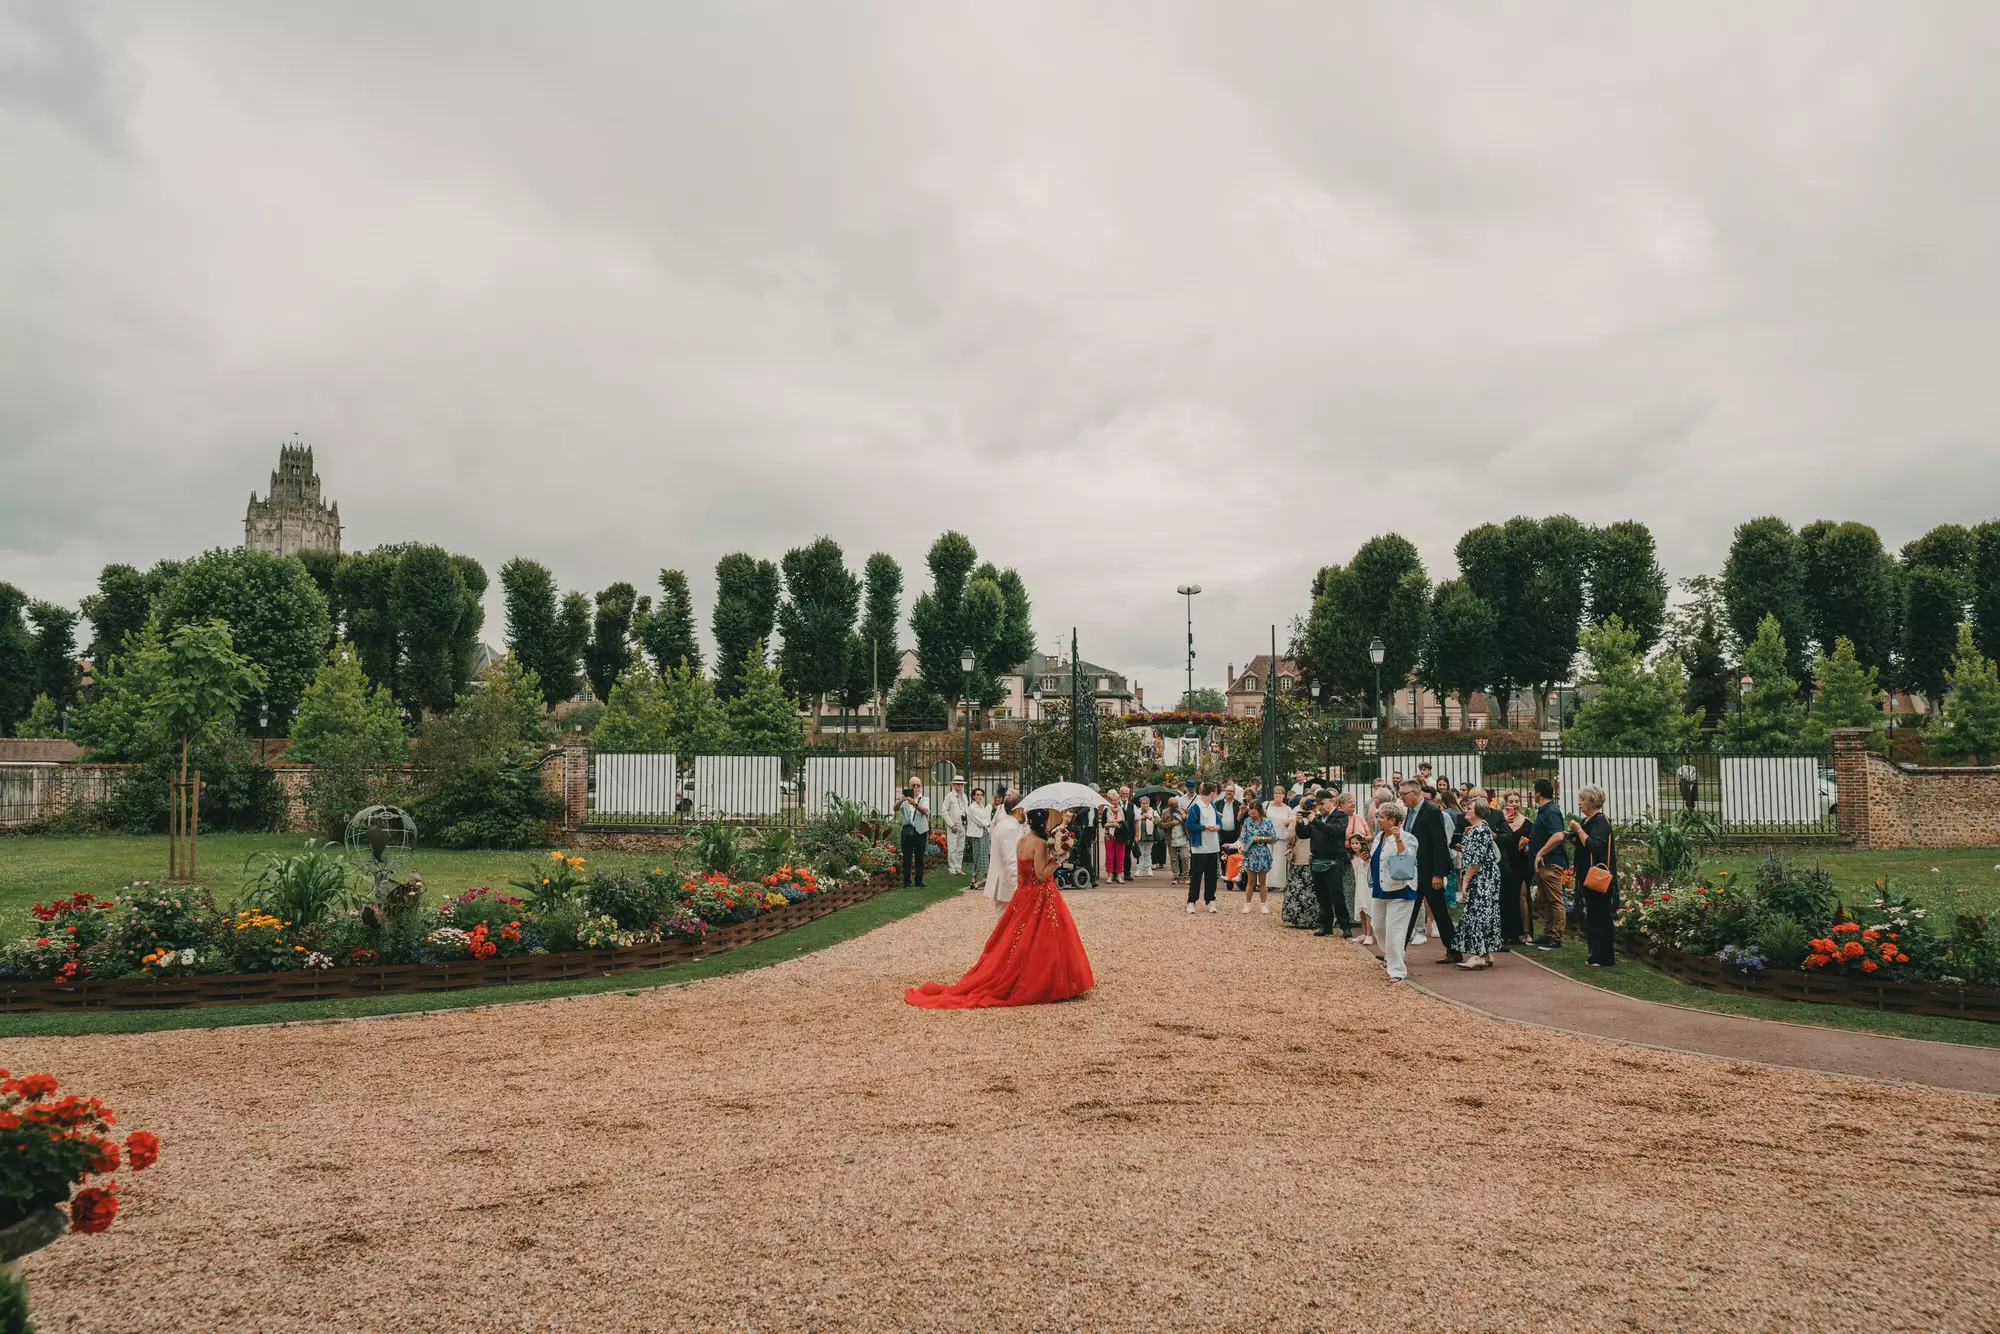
[124, 1131, 160, 1171]
[68, 1185, 117, 1234]
[86, 1137, 120, 1174]
[1843, 941, 1865, 958]
[3, 1073, 59, 1101]
[1861, 960, 1878, 973]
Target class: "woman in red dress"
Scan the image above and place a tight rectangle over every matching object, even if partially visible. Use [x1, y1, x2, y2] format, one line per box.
[905, 807, 1095, 1009]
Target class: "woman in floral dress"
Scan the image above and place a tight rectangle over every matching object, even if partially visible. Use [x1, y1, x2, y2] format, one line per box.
[1453, 795, 1503, 970]
[1240, 802, 1276, 915]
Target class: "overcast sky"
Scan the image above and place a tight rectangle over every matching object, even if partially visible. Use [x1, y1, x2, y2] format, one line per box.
[5, 1, 1999, 699]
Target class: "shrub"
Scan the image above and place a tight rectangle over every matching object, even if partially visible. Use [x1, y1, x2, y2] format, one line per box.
[106, 742, 280, 835]
[408, 660, 557, 849]
[691, 818, 743, 877]
[0, 895, 115, 982]
[443, 887, 528, 933]
[1753, 914, 1811, 970]
[1849, 881, 1946, 980]
[1938, 916, 2000, 988]
[88, 883, 218, 979]
[1803, 921, 1917, 980]
[1619, 812, 1720, 889]
[512, 851, 588, 914]
[1751, 855, 1835, 936]
[242, 841, 366, 928]
[683, 872, 761, 925]
[584, 871, 673, 932]
[213, 910, 300, 973]
[1616, 880, 1757, 955]
[576, 914, 642, 949]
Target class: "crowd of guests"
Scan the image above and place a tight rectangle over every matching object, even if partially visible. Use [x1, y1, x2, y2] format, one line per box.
[919, 763, 1619, 986]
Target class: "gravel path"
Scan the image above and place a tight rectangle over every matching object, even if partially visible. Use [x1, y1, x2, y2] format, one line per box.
[13, 888, 1999, 1332]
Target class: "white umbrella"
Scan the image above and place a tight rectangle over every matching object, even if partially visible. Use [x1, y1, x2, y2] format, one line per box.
[1019, 781, 1112, 812]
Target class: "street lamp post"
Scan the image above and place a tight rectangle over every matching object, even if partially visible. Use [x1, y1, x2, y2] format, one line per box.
[960, 645, 976, 788]
[258, 698, 270, 766]
[1177, 584, 1202, 778]
[1368, 637, 1387, 731]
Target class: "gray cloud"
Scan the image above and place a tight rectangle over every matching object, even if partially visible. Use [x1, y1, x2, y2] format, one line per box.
[4, 1, 1998, 698]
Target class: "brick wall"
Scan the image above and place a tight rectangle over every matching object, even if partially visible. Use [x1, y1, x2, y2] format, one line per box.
[538, 740, 587, 834]
[1832, 728, 2000, 850]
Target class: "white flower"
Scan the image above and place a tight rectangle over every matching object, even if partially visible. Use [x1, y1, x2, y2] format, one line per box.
[1931, 867, 1941, 873]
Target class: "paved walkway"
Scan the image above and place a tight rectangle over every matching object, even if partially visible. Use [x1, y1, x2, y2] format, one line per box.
[1365, 930, 2000, 1095]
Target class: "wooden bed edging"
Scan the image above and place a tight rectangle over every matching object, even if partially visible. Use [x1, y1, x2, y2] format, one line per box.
[0, 876, 902, 1015]
[1620, 941, 2000, 1024]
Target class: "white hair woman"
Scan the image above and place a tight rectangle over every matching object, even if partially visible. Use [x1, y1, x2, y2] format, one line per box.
[1566, 784, 1618, 967]
[1368, 800, 1421, 982]
[1453, 796, 1503, 970]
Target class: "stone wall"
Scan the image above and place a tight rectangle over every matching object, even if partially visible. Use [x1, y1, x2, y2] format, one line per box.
[1831, 728, 2000, 850]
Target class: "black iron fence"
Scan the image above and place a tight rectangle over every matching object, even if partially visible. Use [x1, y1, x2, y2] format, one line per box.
[1311, 737, 1837, 838]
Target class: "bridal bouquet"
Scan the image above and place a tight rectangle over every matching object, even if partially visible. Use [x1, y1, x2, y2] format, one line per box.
[1047, 824, 1076, 863]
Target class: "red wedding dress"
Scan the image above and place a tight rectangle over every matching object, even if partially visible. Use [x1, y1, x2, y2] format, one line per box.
[905, 855, 1094, 1009]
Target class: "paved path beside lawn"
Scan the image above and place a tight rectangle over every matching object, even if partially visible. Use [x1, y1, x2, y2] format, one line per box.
[1372, 932, 2000, 1095]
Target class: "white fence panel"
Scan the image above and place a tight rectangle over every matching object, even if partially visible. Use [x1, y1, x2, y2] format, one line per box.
[1380, 754, 1484, 791]
[804, 756, 897, 816]
[692, 755, 783, 818]
[1720, 757, 1820, 827]
[594, 752, 679, 816]
[1558, 756, 1660, 823]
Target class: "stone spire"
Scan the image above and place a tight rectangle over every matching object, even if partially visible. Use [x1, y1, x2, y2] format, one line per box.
[244, 439, 342, 557]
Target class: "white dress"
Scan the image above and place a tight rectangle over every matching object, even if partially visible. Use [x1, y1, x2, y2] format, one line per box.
[983, 813, 1023, 904]
[1266, 802, 1294, 890]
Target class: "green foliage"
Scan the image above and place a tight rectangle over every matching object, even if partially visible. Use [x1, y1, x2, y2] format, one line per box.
[776, 537, 861, 711]
[857, 553, 902, 701]
[15, 696, 61, 740]
[499, 557, 588, 708]
[1212, 694, 1324, 786]
[642, 569, 702, 677]
[1924, 623, 2000, 763]
[975, 564, 1036, 708]
[908, 534, 1028, 711]
[1028, 698, 1147, 786]
[153, 548, 330, 730]
[68, 619, 167, 762]
[1619, 811, 1721, 888]
[149, 620, 269, 759]
[1972, 521, 2000, 665]
[0, 584, 34, 738]
[288, 644, 409, 766]
[1418, 579, 1496, 727]
[1305, 534, 1429, 719]
[1177, 687, 1226, 712]
[837, 630, 875, 718]
[725, 644, 804, 765]
[884, 677, 949, 731]
[242, 841, 366, 927]
[81, 561, 174, 673]
[1587, 520, 1669, 654]
[592, 660, 734, 755]
[1736, 614, 1806, 749]
[510, 850, 588, 913]
[1804, 637, 1884, 748]
[332, 549, 399, 693]
[582, 581, 640, 706]
[742, 828, 798, 882]
[1753, 914, 1811, 970]
[1800, 521, 1898, 674]
[584, 869, 677, 931]
[691, 817, 744, 876]
[1752, 854, 1836, 935]
[1899, 564, 1964, 709]
[105, 742, 280, 834]
[390, 544, 473, 717]
[0, 1252, 33, 1332]
[712, 553, 781, 701]
[1681, 609, 1732, 728]
[1900, 524, 1975, 596]
[1454, 517, 1591, 725]
[295, 548, 341, 602]
[1722, 516, 1812, 683]
[26, 602, 81, 714]
[1566, 617, 1701, 752]
[409, 660, 558, 848]
[1619, 880, 1759, 955]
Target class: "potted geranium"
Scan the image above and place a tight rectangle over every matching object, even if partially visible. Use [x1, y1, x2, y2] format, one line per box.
[0, 1069, 160, 1265]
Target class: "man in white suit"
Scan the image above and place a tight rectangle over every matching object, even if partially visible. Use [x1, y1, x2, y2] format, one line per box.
[982, 790, 1024, 908]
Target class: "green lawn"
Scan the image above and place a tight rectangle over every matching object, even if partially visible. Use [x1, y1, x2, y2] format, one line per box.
[1528, 937, 2000, 1049]
[1703, 846, 2000, 919]
[0, 833, 684, 932]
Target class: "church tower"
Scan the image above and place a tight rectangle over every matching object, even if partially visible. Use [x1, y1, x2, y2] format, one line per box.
[244, 441, 342, 557]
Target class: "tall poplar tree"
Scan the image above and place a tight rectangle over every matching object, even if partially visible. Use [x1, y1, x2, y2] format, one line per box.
[776, 537, 861, 718]
[711, 553, 780, 701]
[1800, 521, 1898, 674]
[582, 582, 640, 705]
[1303, 534, 1429, 720]
[643, 569, 702, 676]
[500, 557, 588, 708]
[1722, 516, 1812, 684]
[1586, 521, 1669, 654]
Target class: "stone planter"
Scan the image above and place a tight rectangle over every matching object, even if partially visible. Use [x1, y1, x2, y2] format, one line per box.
[0, 1206, 65, 1267]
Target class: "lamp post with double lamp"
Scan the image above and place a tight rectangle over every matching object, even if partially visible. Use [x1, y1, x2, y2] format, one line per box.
[960, 645, 976, 790]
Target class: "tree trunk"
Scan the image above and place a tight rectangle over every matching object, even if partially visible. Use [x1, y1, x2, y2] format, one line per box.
[1533, 684, 1551, 730]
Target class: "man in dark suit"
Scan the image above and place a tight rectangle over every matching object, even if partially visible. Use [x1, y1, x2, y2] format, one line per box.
[1302, 796, 1353, 936]
[1399, 780, 1459, 963]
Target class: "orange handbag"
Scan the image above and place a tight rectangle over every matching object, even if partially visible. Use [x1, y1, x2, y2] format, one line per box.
[1583, 857, 1613, 893]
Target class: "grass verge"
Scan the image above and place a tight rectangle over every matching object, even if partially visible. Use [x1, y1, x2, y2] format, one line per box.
[0, 884, 957, 1040]
[1526, 937, 2000, 1049]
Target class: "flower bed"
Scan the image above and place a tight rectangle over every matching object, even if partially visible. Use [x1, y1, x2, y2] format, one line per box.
[1614, 850, 2000, 1024]
[1618, 940, 2000, 1022]
[0, 873, 898, 1014]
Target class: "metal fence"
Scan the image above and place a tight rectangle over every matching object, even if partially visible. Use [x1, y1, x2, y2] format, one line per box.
[1313, 739, 1838, 838]
[584, 740, 1038, 827]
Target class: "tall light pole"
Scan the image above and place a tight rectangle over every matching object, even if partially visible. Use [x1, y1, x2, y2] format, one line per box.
[1177, 585, 1201, 778]
[960, 645, 976, 787]
[1368, 637, 1387, 731]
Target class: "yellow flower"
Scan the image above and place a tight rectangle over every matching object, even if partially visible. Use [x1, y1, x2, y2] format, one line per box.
[551, 850, 564, 863]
